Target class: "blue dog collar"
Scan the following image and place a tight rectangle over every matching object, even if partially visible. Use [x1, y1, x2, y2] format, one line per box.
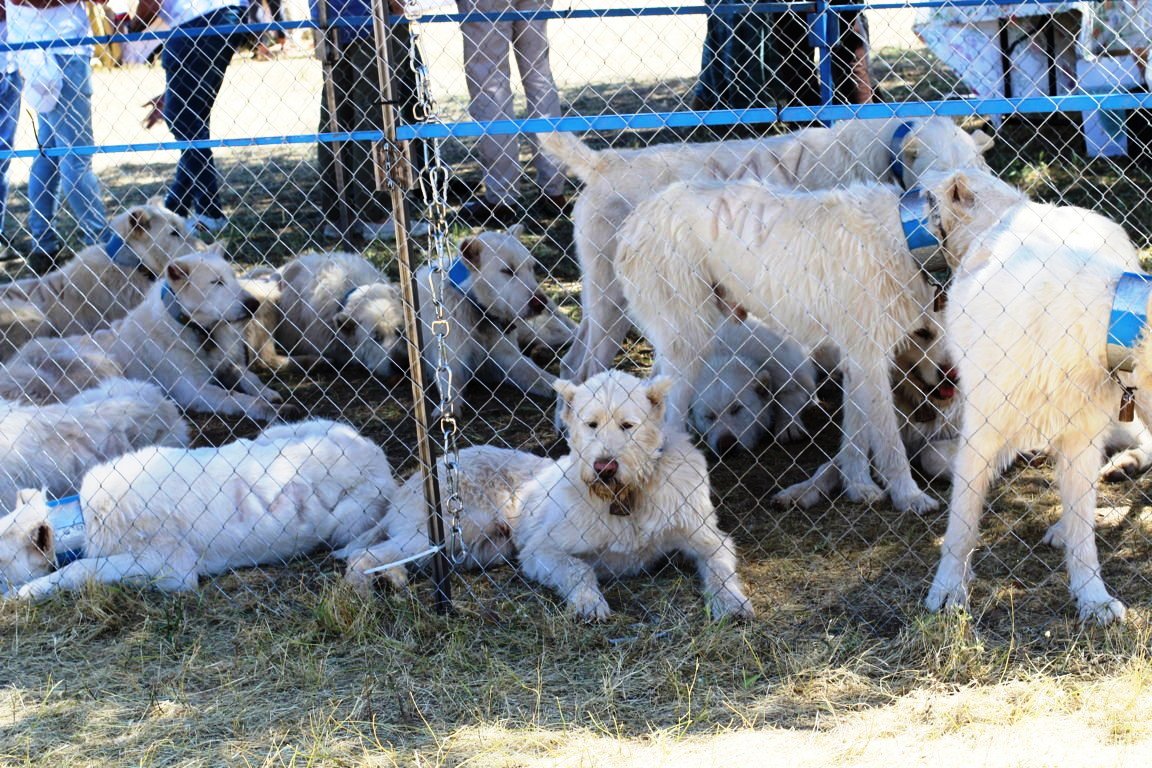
[899, 187, 949, 282]
[1107, 272, 1152, 372]
[889, 122, 914, 190]
[46, 494, 85, 567]
[103, 230, 141, 271]
[446, 257, 472, 293]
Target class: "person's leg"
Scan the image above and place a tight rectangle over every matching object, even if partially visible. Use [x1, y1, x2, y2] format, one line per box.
[345, 39, 391, 225]
[318, 40, 374, 229]
[512, 0, 563, 198]
[458, 0, 518, 208]
[162, 7, 241, 220]
[50, 54, 109, 246]
[0, 70, 23, 246]
[694, 0, 727, 109]
[830, 10, 873, 104]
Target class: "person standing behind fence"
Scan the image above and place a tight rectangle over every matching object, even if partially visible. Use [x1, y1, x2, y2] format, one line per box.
[454, 0, 565, 227]
[5, 0, 110, 274]
[128, 0, 243, 234]
[0, 7, 23, 261]
[310, 0, 428, 241]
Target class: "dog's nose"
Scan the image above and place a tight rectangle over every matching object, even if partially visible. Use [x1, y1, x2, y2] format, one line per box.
[716, 433, 738, 455]
[593, 458, 618, 481]
[527, 293, 547, 317]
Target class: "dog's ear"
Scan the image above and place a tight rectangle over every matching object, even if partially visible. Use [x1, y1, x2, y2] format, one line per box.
[30, 522, 53, 560]
[969, 129, 995, 155]
[553, 378, 578, 405]
[505, 223, 525, 239]
[15, 488, 41, 507]
[200, 242, 227, 260]
[166, 260, 191, 284]
[943, 172, 976, 208]
[334, 310, 356, 336]
[752, 371, 773, 401]
[126, 207, 153, 239]
[645, 376, 674, 410]
[460, 237, 483, 266]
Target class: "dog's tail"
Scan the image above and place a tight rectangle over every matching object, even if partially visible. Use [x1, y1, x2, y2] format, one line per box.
[536, 131, 615, 181]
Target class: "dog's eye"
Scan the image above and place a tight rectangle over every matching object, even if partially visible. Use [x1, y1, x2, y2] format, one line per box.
[169, 229, 180, 238]
[702, 411, 715, 423]
[620, 421, 635, 431]
[586, 420, 599, 430]
[728, 404, 743, 416]
[500, 268, 514, 276]
[914, 328, 935, 341]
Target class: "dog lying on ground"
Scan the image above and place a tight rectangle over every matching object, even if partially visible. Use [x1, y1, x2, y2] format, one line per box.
[0, 247, 283, 419]
[920, 168, 1147, 624]
[414, 226, 575, 416]
[617, 177, 946, 513]
[246, 251, 407, 377]
[539, 117, 994, 393]
[0, 378, 189, 513]
[0, 419, 396, 599]
[0, 205, 199, 359]
[690, 315, 817, 453]
[519, 371, 754, 621]
[338, 445, 555, 591]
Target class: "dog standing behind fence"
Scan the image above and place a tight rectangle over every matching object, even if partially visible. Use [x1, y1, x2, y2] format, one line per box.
[919, 168, 1146, 624]
[0, 419, 396, 600]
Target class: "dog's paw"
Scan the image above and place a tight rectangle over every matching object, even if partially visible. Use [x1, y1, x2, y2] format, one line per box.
[842, 479, 884, 505]
[772, 480, 824, 509]
[891, 488, 940, 515]
[567, 588, 612, 622]
[273, 401, 306, 422]
[1078, 596, 1127, 625]
[774, 420, 808, 444]
[925, 576, 969, 613]
[710, 589, 755, 622]
[1041, 520, 1066, 549]
[1099, 450, 1148, 483]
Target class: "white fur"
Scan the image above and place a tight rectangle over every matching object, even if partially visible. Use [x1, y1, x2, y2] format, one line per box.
[0, 248, 283, 418]
[249, 251, 406, 376]
[0, 379, 189, 513]
[518, 371, 754, 621]
[541, 117, 994, 397]
[415, 226, 573, 415]
[616, 178, 941, 513]
[921, 168, 1144, 625]
[338, 445, 555, 590]
[0, 419, 396, 599]
[0, 205, 200, 359]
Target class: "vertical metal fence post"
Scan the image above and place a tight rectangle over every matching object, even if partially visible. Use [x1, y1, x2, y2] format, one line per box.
[371, 0, 453, 613]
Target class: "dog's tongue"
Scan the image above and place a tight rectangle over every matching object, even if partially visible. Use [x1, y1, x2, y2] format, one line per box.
[936, 382, 956, 400]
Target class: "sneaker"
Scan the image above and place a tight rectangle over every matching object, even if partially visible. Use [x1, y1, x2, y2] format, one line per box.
[359, 217, 432, 240]
[191, 213, 228, 234]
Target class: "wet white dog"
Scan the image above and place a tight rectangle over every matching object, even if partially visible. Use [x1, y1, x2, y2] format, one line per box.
[920, 168, 1146, 624]
[691, 315, 816, 453]
[518, 371, 754, 621]
[338, 445, 555, 590]
[0, 205, 199, 358]
[0, 419, 396, 599]
[0, 378, 189, 513]
[414, 226, 575, 415]
[616, 178, 944, 513]
[540, 117, 994, 389]
[0, 247, 282, 418]
[248, 251, 406, 377]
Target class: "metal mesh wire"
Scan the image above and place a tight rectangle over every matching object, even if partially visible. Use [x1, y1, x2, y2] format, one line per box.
[0, 0, 1150, 634]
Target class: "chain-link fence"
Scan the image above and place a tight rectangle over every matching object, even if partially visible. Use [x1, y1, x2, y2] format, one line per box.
[1, 0, 1151, 641]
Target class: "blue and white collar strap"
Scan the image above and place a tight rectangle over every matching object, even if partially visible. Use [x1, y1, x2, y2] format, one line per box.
[446, 256, 472, 294]
[889, 122, 915, 190]
[103, 230, 143, 271]
[46, 494, 86, 568]
[899, 187, 949, 284]
[1107, 272, 1152, 372]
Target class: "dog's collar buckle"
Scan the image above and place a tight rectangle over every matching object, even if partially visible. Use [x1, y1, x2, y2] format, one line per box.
[46, 494, 86, 568]
[900, 187, 951, 296]
[889, 122, 915, 190]
[1107, 271, 1152, 373]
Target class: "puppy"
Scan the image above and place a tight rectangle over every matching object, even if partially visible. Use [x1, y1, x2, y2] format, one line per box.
[248, 251, 406, 377]
[414, 226, 572, 415]
[691, 315, 816, 453]
[0, 420, 396, 599]
[0, 205, 199, 358]
[0, 246, 283, 419]
[540, 117, 994, 390]
[921, 168, 1146, 624]
[616, 178, 944, 513]
[0, 378, 189, 513]
[517, 371, 754, 621]
[890, 320, 961, 480]
[338, 445, 555, 591]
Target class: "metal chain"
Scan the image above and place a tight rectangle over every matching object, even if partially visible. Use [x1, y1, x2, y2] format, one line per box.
[402, 0, 467, 566]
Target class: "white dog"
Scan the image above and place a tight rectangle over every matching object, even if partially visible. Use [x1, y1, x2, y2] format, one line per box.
[919, 168, 1146, 624]
[0, 419, 396, 599]
[540, 117, 994, 389]
[338, 445, 555, 591]
[0, 205, 199, 358]
[616, 178, 945, 513]
[691, 315, 816, 453]
[0, 378, 189, 513]
[414, 226, 575, 415]
[248, 251, 406, 377]
[0, 247, 283, 418]
[517, 371, 754, 621]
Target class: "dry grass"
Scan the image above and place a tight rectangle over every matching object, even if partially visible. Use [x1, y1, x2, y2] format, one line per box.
[4, 41, 1152, 767]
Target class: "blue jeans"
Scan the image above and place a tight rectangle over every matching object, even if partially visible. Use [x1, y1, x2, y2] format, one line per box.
[162, 6, 242, 219]
[29, 54, 109, 253]
[0, 69, 21, 240]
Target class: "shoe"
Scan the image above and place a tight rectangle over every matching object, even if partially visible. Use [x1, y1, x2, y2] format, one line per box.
[191, 213, 228, 234]
[359, 217, 433, 240]
[454, 198, 519, 227]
